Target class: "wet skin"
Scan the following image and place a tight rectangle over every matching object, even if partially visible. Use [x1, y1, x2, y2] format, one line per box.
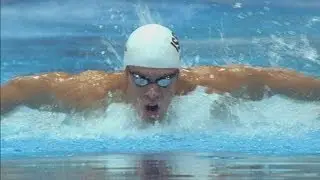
[1, 65, 319, 122]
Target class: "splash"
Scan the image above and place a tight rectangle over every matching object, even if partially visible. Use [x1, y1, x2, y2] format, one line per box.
[1, 87, 319, 141]
[100, 39, 123, 70]
[251, 34, 320, 70]
[268, 34, 319, 64]
[233, 2, 242, 9]
[134, 2, 163, 26]
[306, 16, 320, 27]
[98, 2, 164, 71]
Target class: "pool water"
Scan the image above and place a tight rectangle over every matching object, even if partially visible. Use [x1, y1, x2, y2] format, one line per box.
[2, 153, 320, 180]
[1, 0, 320, 179]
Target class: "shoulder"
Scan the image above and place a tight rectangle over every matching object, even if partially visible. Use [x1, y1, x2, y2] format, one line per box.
[51, 70, 125, 102]
[180, 65, 253, 78]
[12, 70, 125, 91]
[46, 70, 122, 82]
[71, 70, 110, 82]
[58, 70, 125, 88]
[177, 65, 264, 94]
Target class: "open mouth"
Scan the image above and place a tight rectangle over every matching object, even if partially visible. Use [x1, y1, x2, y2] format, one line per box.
[145, 104, 159, 112]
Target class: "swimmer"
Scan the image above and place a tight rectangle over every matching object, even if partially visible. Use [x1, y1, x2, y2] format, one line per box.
[1, 24, 320, 122]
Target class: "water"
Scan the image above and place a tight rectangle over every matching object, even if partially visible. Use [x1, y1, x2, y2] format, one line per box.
[1, 0, 320, 179]
[2, 153, 320, 180]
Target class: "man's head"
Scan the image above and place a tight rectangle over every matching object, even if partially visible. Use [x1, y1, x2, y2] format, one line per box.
[123, 24, 181, 122]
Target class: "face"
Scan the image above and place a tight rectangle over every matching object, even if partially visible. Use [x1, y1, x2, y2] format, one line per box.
[125, 65, 179, 122]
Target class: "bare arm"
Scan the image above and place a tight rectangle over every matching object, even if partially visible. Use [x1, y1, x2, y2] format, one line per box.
[1, 71, 124, 115]
[1, 72, 68, 114]
[253, 67, 320, 101]
[179, 65, 320, 101]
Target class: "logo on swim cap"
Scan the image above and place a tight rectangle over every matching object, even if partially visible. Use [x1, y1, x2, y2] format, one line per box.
[123, 24, 181, 69]
[170, 32, 180, 52]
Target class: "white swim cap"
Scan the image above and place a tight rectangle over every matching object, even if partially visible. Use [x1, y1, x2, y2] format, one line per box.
[124, 24, 181, 69]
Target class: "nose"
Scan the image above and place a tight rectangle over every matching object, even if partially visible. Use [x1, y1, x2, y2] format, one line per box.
[145, 84, 161, 101]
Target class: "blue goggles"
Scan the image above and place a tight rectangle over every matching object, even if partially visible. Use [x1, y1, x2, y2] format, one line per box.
[129, 71, 179, 88]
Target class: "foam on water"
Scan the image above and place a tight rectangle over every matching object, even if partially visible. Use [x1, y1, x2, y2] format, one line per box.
[1, 87, 319, 141]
